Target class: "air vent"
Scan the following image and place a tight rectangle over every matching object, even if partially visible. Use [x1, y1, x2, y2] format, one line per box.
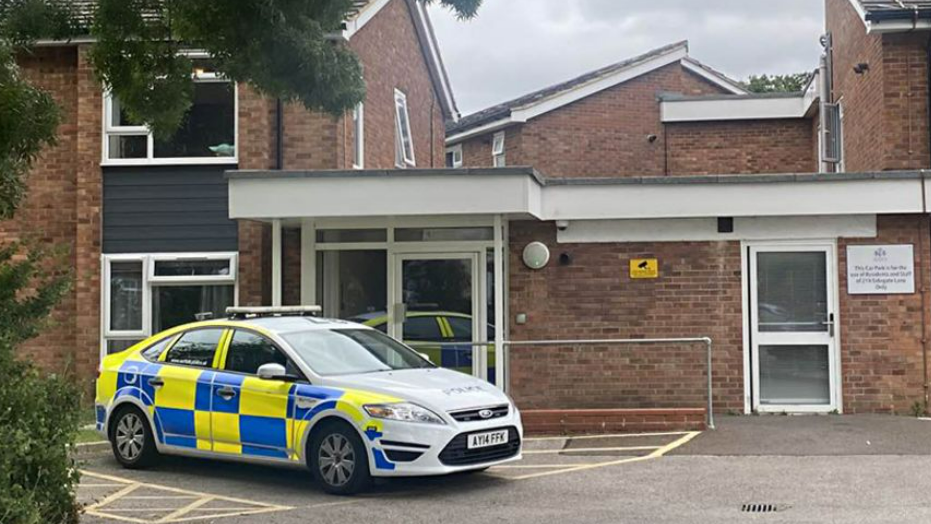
[741, 504, 786, 514]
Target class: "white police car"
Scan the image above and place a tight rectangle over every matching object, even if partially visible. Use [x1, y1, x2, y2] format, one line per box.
[95, 306, 522, 494]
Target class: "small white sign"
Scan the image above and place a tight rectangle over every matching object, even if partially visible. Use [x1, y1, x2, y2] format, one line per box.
[847, 245, 915, 295]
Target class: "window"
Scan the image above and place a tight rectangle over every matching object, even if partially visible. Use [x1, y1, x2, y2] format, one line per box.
[445, 145, 462, 168]
[141, 335, 178, 362]
[403, 315, 443, 341]
[394, 89, 415, 167]
[352, 102, 364, 169]
[822, 102, 843, 172]
[492, 132, 506, 167]
[225, 330, 289, 375]
[102, 253, 237, 356]
[104, 58, 237, 165]
[164, 329, 224, 367]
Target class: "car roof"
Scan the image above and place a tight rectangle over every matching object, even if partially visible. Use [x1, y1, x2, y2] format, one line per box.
[168, 316, 369, 337]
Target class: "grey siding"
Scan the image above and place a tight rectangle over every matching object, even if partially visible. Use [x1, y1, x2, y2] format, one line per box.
[103, 166, 238, 253]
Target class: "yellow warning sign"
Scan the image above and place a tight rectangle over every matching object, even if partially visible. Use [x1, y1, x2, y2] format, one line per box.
[630, 258, 659, 279]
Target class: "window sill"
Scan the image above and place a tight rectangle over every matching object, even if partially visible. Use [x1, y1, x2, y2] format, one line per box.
[101, 157, 239, 167]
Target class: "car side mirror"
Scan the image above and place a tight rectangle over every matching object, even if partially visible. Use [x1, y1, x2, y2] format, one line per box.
[257, 363, 289, 381]
[418, 352, 432, 363]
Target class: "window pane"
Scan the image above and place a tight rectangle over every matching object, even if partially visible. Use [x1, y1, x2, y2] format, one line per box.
[353, 103, 364, 168]
[225, 330, 288, 375]
[403, 315, 442, 341]
[108, 135, 148, 159]
[154, 259, 232, 277]
[395, 227, 493, 242]
[759, 345, 831, 405]
[316, 229, 387, 244]
[757, 252, 828, 332]
[165, 329, 223, 367]
[395, 95, 414, 165]
[110, 261, 143, 331]
[107, 339, 143, 355]
[154, 82, 235, 159]
[320, 250, 387, 320]
[110, 96, 143, 127]
[152, 285, 234, 332]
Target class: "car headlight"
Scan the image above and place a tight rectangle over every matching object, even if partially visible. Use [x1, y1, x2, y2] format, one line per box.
[364, 402, 446, 425]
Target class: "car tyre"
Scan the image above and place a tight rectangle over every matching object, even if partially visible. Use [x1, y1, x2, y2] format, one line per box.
[109, 405, 159, 469]
[310, 421, 371, 495]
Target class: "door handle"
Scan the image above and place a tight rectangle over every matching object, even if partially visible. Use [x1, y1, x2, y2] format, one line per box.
[148, 378, 164, 388]
[217, 386, 237, 400]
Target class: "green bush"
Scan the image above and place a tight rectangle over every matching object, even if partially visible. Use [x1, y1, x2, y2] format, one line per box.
[0, 242, 76, 524]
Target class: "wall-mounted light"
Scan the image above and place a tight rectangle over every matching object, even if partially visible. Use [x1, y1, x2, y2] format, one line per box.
[522, 242, 550, 270]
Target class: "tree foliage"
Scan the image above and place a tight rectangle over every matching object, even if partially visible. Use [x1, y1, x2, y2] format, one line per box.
[743, 72, 814, 94]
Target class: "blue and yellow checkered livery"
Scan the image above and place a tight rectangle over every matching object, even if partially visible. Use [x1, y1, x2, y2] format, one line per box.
[96, 324, 401, 469]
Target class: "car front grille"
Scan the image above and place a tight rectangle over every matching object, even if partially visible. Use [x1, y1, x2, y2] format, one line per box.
[438, 426, 521, 466]
[449, 404, 509, 422]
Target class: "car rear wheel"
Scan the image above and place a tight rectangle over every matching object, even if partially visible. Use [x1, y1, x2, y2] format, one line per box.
[110, 406, 159, 469]
[310, 422, 371, 495]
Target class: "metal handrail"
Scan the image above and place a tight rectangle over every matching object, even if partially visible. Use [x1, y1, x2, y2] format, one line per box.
[407, 337, 715, 429]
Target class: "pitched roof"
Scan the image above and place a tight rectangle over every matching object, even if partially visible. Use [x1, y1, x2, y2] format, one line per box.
[446, 41, 746, 139]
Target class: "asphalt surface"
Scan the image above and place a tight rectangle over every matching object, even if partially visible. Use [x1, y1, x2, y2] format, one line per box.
[78, 416, 931, 524]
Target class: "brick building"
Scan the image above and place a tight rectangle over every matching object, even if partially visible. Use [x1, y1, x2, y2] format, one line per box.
[11, 0, 931, 420]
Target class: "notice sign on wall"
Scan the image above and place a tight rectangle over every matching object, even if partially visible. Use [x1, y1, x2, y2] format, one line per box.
[630, 258, 659, 279]
[847, 245, 915, 295]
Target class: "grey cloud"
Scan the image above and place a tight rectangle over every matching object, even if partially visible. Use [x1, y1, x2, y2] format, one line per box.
[428, 1, 824, 115]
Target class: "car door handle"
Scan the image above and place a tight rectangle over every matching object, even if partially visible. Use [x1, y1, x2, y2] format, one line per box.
[148, 378, 164, 388]
[217, 386, 237, 400]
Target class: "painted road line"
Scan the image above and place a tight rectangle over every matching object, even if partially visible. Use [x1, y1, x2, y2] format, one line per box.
[524, 431, 691, 442]
[155, 496, 215, 523]
[491, 464, 603, 469]
[512, 431, 702, 481]
[523, 446, 662, 455]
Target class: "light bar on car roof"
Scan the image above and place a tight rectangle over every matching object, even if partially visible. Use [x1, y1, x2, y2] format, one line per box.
[226, 306, 322, 319]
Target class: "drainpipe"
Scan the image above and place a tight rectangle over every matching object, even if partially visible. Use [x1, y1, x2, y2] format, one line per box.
[922, 32, 931, 410]
[276, 98, 284, 170]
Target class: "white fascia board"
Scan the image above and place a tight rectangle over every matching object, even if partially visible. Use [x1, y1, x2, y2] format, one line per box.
[680, 59, 748, 95]
[543, 178, 926, 220]
[556, 215, 877, 244]
[510, 47, 689, 123]
[446, 119, 514, 145]
[342, 0, 393, 39]
[661, 96, 808, 122]
[866, 19, 931, 33]
[229, 174, 542, 220]
[412, 1, 459, 122]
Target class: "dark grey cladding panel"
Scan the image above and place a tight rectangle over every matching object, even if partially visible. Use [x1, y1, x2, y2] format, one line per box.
[103, 165, 238, 254]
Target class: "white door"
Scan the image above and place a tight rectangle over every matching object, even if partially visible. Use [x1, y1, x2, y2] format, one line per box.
[749, 244, 838, 412]
[392, 253, 485, 379]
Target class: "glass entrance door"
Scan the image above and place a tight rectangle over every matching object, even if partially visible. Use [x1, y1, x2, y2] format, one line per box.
[393, 253, 483, 378]
[749, 244, 837, 412]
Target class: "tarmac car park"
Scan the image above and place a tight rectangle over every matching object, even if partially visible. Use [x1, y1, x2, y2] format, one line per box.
[94, 306, 523, 495]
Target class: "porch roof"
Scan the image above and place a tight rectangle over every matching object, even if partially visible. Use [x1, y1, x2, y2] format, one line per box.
[226, 168, 931, 222]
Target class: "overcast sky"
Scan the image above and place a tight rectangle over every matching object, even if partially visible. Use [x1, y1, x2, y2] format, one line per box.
[427, 1, 825, 115]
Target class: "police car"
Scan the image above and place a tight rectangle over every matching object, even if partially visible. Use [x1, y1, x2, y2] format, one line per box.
[95, 306, 522, 495]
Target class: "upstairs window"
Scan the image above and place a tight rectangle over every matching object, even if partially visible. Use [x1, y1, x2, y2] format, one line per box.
[103, 58, 237, 165]
[394, 89, 415, 167]
[821, 102, 844, 172]
[352, 102, 365, 169]
[445, 144, 463, 168]
[492, 132, 506, 167]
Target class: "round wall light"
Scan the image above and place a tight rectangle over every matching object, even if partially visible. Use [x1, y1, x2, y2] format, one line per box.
[522, 241, 551, 270]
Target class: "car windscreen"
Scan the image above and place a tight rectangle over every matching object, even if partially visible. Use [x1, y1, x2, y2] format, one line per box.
[283, 329, 434, 376]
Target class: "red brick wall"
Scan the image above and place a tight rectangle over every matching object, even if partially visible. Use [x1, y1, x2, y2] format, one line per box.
[667, 119, 817, 175]
[507, 221, 744, 412]
[839, 215, 931, 413]
[879, 33, 930, 171]
[347, 0, 446, 169]
[457, 64, 730, 177]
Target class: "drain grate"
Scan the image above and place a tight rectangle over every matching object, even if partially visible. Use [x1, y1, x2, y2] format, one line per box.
[741, 503, 785, 513]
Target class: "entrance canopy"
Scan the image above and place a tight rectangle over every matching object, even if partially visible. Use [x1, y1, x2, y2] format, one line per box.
[227, 169, 931, 223]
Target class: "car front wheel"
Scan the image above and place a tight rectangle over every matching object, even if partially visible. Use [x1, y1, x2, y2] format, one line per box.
[109, 406, 159, 469]
[310, 422, 371, 495]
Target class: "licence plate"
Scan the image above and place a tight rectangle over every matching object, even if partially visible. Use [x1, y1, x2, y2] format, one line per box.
[467, 429, 509, 449]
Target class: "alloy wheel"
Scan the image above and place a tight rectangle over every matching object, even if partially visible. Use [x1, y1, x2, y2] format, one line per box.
[115, 412, 145, 461]
[318, 433, 356, 487]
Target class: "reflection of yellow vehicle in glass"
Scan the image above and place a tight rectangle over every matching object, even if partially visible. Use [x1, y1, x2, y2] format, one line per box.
[348, 311, 496, 383]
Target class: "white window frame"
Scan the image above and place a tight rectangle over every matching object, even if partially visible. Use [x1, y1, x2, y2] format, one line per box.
[837, 102, 845, 173]
[446, 144, 463, 168]
[394, 89, 416, 168]
[102, 64, 239, 167]
[352, 102, 365, 169]
[492, 131, 506, 167]
[101, 252, 239, 360]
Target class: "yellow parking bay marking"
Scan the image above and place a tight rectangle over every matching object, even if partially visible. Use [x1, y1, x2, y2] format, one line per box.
[523, 446, 662, 455]
[510, 431, 702, 481]
[81, 470, 293, 524]
[523, 431, 691, 442]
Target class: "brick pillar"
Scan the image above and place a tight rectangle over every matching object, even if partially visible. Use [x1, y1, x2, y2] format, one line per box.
[74, 45, 103, 391]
